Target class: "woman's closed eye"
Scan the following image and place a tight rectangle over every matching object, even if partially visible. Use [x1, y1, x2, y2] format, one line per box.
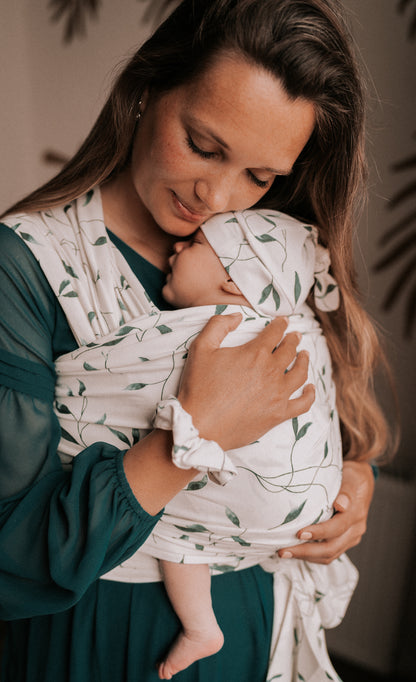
[186, 134, 272, 189]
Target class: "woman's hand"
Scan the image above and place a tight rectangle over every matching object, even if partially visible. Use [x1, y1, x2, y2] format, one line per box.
[278, 460, 375, 564]
[177, 313, 315, 451]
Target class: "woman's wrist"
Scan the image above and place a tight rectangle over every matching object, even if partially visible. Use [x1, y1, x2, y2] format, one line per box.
[123, 428, 197, 515]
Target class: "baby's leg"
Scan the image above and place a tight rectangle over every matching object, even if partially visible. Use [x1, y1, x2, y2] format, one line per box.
[158, 560, 224, 679]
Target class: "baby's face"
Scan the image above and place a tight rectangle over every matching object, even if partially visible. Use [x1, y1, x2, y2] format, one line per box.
[162, 229, 229, 307]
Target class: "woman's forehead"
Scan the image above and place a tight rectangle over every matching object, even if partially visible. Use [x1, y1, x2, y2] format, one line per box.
[173, 53, 316, 173]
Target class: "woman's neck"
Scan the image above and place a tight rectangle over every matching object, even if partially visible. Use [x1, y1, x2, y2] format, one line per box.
[101, 170, 175, 272]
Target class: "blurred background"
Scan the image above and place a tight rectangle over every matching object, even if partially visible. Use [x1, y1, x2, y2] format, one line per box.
[0, 1, 415, 680]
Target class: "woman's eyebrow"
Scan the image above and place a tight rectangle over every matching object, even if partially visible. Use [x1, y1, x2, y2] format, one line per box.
[187, 114, 230, 149]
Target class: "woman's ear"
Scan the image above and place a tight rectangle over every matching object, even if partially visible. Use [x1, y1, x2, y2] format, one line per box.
[221, 278, 243, 297]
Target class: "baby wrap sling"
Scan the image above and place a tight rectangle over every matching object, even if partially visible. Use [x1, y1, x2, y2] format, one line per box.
[6, 190, 358, 682]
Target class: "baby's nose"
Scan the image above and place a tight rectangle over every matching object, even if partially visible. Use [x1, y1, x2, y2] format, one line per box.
[174, 241, 186, 253]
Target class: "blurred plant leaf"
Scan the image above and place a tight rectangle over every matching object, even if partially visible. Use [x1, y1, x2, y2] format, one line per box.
[48, 0, 101, 43]
[397, 0, 416, 41]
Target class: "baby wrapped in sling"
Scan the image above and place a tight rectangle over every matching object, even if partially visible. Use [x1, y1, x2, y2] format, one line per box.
[10, 194, 357, 680]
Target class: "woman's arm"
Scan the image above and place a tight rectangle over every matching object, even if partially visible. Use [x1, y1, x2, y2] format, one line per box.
[0, 226, 314, 616]
[278, 460, 375, 563]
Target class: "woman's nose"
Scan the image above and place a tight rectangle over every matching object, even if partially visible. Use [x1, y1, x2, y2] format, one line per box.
[194, 174, 234, 213]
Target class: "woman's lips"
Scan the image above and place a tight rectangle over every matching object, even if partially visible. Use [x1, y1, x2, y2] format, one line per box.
[171, 191, 209, 223]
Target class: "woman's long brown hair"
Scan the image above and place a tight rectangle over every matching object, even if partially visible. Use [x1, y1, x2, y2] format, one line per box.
[3, 0, 396, 462]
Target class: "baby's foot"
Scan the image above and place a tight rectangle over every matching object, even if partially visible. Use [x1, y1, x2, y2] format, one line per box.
[158, 625, 224, 679]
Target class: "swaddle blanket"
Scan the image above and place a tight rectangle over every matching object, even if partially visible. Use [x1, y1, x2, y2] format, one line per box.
[7, 190, 358, 682]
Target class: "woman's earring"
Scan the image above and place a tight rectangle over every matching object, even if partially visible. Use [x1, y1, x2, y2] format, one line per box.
[136, 99, 143, 121]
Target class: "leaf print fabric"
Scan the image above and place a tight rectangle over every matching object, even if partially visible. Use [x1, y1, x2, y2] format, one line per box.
[3, 191, 356, 682]
[201, 209, 340, 315]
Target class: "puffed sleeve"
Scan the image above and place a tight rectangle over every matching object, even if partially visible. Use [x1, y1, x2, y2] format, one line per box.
[0, 224, 163, 619]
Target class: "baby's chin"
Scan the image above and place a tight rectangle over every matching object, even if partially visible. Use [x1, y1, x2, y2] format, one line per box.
[161, 282, 176, 306]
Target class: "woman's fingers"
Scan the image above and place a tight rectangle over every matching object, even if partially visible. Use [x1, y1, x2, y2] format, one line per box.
[178, 313, 313, 450]
[192, 312, 243, 349]
[278, 461, 375, 564]
[285, 383, 315, 418]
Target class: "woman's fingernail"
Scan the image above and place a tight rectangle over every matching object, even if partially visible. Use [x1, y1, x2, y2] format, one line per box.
[336, 494, 349, 511]
[299, 531, 313, 540]
[280, 551, 293, 558]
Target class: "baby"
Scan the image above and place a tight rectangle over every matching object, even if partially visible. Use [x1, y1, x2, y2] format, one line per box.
[52, 208, 353, 681]
[154, 209, 342, 679]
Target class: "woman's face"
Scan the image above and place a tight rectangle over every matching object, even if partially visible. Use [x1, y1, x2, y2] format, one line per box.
[130, 52, 315, 238]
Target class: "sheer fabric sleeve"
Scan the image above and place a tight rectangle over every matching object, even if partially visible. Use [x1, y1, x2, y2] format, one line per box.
[0, 224, 163, 620]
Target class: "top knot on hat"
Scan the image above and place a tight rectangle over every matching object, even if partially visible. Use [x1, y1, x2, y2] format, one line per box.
[201, 209, 339, 317]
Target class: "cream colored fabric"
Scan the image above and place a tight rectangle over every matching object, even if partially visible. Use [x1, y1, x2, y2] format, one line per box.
[11, 189, 357, 682]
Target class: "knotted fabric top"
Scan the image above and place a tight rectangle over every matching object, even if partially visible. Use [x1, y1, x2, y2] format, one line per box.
[201, 209, 340, 316]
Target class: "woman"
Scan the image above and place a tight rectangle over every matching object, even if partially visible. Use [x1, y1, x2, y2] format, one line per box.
[0, 1, 388, 680]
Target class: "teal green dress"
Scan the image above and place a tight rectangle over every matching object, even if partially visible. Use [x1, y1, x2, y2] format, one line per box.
[0, 222, 273, 682]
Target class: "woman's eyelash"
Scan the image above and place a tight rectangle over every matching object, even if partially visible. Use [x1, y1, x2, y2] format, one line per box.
[186, 134, 271, 188]
[247, 172, 270, 189]
[186, 135, 215, 159]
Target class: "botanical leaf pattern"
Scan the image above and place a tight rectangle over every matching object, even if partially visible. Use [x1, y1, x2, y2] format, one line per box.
[4, 190, 351, 682]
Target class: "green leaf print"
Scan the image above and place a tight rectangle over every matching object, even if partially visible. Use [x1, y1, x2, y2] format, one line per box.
[215, 304, 228, 315]
[1, 221, 20, 231]
[58, 279, 71, 295]
[115, 325, 136, 336]
[60, 427, 78, 444]
[315, 277, 322, 291]
[195, 544, 204, 551]
[259, 213, 277, 226]
[298, 674, 305, 681]
[63, 291, 79, 298]
[83, 362, 98, 371]
[324, 441, 328, 459]
[124, 383, 147, 391]
[77, 380, 86, 396]
[20, 232, 41, 245]
[282, 500, 307, 525]
[93, 236, 107, 246]
[62, 261, 79, 278]
[64, 203, 72, 213]
[272, 288, 280, 310]
[96, 414, 107, 424]
[311, 510, 324, 525]
[259, 283, 273, 305]
[226, 507, 240, 527]
[55, 402, 71, 414]
[132, 429, 141, 445]
[325, 283, 337, 295]
[294, 629, 299, 646]
[225, 217, 238, 223]
[325, 673, 335, 680]
[101, 338, 124, 347]
[108, 427, 131, 447]
[292, 417, 299, 438]
[139, 357, 150, 362]
[84, 189, 94, 205]
[186, 475, 208, 491]
[294, 271, 301, 304]
[231, 536, 251, 546]
[296, 422, 312, 440]
[175, 524, 209, 533]
[156, 324, 173, 334]
[210, 564, 237, 573]
[88, 311, 96, 323]
[255, 234, 277, 243]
